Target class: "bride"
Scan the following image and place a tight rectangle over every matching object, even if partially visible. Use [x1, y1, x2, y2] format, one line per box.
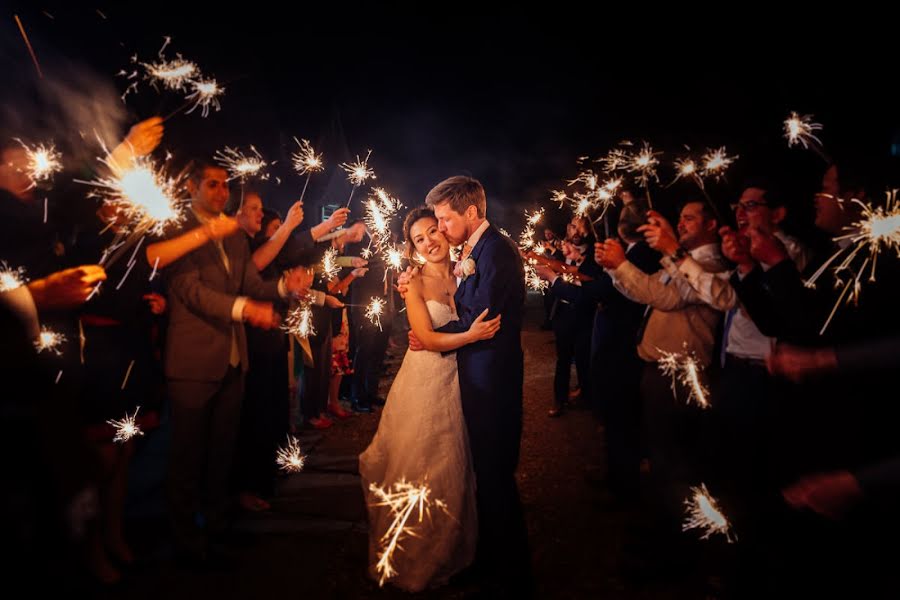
[358, 207, 501, 591]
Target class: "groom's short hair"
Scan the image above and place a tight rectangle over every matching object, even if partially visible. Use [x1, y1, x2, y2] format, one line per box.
[425, 176, 487, 219]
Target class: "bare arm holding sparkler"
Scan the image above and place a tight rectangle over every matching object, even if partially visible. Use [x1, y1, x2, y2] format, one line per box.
[328, 267, 368, 296]
[310, 207, 351, 242]
[405, 276, 500, 352]
[106, 117, 164, 172]
[26, 265, 107, 312]
[145, 214, 239, 268]
[252, 201, 305, 271]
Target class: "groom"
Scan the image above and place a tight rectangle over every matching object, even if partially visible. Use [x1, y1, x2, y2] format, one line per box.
[407, 176, 531, 592]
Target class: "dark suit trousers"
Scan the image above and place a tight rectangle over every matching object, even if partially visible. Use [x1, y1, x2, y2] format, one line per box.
[301, 328, 332, 420]
[595, 342, 644, 499]
[350, 308, 391, 404]
[552, 304, 591, 407]
[235, 329, 288, 497]
[640, 363, 709, 531]
[167, 366, 244, 555]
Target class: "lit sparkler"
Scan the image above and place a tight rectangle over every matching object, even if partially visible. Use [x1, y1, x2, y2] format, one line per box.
[183, 78, 224, 118]
[366, 297, 385, 331]
[805, 189, 900, 334]
[320, 247, 340, 282]
[700, 146, 738, 182]
[15, 139, 63, 188]
[683, 483, 735, 543]
[341, 150, 375, 207]
[369, 479, 451, 586]
[276, 435, 306, 473]
[35, 326, 66, 355]
[283, 303, 316, 338]
[0, 262, 27, 292]
[214, 145, 269, 182]
[107, 407, 143, 443]
[657, 346, 710, 409]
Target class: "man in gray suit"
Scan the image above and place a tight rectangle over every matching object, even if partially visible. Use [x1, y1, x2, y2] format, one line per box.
[164, 161, 313, 564]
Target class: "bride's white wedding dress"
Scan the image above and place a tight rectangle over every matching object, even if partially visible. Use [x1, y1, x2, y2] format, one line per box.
[358, 300, 478, 591]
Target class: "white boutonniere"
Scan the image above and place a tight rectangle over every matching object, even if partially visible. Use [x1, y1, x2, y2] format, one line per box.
[461, 257, 476, 280]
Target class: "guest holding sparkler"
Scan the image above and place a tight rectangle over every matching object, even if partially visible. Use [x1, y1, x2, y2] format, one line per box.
[532, 215, 597, 417]
[596, 198, 725, 577]
[162, 160, 313, 568]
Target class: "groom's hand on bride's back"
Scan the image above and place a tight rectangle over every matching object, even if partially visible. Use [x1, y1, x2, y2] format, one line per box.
[395, 266, 417, 299]
[408, 329, 425, 351]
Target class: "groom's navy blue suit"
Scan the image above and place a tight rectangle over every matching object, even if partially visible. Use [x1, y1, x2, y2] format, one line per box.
[436, 224, 531, 584]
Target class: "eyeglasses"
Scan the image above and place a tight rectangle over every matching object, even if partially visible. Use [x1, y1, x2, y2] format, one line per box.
[730, 200, 768, 212]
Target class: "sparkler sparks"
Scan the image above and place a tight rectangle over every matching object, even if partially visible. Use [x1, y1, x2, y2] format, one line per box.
[0, 262, 27, 292]
[275, 435, 306, 473]
[366, 297, 385, 331]
[320, 247, 340, 282]
[525, 261, 549, 293]
[107, 407, 144, 443]
[683, 483, 735, 543]
[341, 150, 376, 187]
[657, 347, 710, 409]
[551, 189, 569, 208]
[700, 146, 738, 182]
[784, 111, 823, 150]
[15, 139, 63, 188]
[183, 78, 224, 117]
[214, 146, 269, 182]
[805, 190, 900, 333]
[283, 303, 316, 338]
[79, 154, 185, 237]
[368, 479, 451, 586]
[291, 137, 324, 175]
[35, 326, 66, 355]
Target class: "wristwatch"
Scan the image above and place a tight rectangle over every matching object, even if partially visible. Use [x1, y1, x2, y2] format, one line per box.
[669, 246, 688, 262]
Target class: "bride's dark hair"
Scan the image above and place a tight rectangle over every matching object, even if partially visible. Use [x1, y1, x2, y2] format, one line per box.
[403, 207, 437, 261]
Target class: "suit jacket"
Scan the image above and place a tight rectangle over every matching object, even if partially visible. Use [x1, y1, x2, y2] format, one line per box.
[164, 211, 281, 381]
[436, 224, 526, 470]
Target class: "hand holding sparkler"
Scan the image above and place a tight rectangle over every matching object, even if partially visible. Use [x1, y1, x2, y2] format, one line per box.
[532, 263, 557, 282]
[595, 239, 627, 270]
[523, 251, 594, 281]
[284, 266, 315, 298]
[325, 295, 345, 310]
[124, 117, 164, 157]
[202, 215, 241, 241]
[314, 207, 350, 240]
[747, 225, 789, 266]
[638, 210, 680, 256]
[782, 471, 862, 520]
[107, 118, 164, 173]
[766, 343, 838, 383]
[718, 226, 753, 268]
[242, 299, 279, 330]
[284, 201, 305, 230]
[26, 265, 106, 311]
[143, 292, 166, 315]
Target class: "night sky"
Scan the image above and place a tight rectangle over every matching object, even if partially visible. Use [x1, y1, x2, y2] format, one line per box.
[3, 4, 897, 233]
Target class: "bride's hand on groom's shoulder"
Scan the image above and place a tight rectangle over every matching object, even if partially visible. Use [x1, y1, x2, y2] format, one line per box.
[394, 266, 419, 299]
